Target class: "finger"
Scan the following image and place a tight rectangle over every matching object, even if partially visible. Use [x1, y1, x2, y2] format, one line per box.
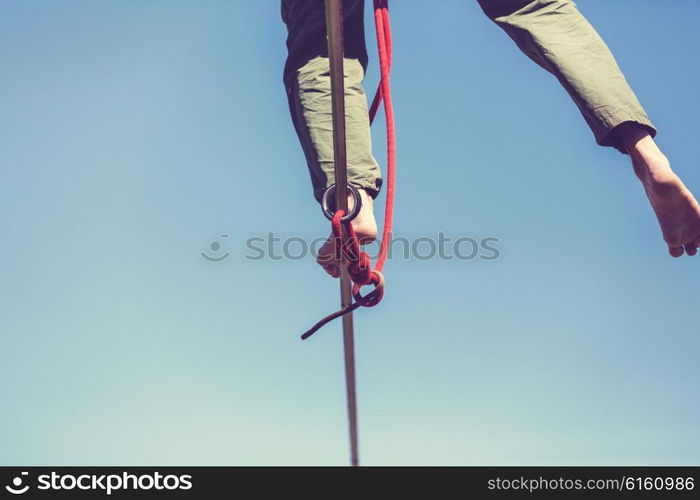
[684, 243, 697, 256]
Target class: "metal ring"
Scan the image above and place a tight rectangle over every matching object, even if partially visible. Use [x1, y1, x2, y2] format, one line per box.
[321, 184, 362, 222]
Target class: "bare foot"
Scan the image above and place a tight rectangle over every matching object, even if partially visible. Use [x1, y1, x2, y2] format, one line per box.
[626, 133, 700, 257]
[316, 188, 378, 277]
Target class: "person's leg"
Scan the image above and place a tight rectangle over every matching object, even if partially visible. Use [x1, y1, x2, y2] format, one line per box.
[282, 0, 381, 275]
[618, 124, 700, 257]
[477, 0, 700, 257]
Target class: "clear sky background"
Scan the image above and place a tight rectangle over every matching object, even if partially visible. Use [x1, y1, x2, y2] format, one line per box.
[1, 0, 698, 466]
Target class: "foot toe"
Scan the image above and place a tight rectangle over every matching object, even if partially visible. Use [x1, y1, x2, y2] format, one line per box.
[669, 246, 685, 258]
[318, 258, 339, 276]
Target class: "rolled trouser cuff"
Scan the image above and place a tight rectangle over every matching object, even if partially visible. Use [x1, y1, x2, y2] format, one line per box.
[314, 176, 382, 203]
[596, 113, 657, 154]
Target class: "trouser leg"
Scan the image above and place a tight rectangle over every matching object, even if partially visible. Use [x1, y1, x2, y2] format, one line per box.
[477, 0, 656, 153]
[282, 0, 382, 202]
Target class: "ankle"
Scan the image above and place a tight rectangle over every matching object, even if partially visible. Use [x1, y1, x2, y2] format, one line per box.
[350, 189, 377, 241]
[617, 125, 672, 183]
[632, 156, 679, 201]
[615, 122, 655, 154]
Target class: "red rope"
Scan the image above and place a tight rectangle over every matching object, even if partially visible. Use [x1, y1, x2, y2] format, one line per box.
[368, 1, 392, 124]
[372, 0, 395, 273]
[302, 0, 396, 340]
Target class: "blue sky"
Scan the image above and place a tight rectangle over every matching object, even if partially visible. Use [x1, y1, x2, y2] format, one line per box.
[1, 0, 698, 465]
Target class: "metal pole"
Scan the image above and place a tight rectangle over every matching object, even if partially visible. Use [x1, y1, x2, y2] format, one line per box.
[324, 0, 360, 467]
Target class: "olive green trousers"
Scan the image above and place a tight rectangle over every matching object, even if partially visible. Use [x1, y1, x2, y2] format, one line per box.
[282, 0, 656, 201]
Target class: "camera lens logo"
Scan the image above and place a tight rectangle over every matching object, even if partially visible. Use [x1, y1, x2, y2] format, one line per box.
[201, 234, 230, 262]
[5, 472, 29, 495]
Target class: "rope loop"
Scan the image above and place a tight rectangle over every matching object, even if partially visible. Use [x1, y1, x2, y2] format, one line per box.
[352, 271, 384, 307]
